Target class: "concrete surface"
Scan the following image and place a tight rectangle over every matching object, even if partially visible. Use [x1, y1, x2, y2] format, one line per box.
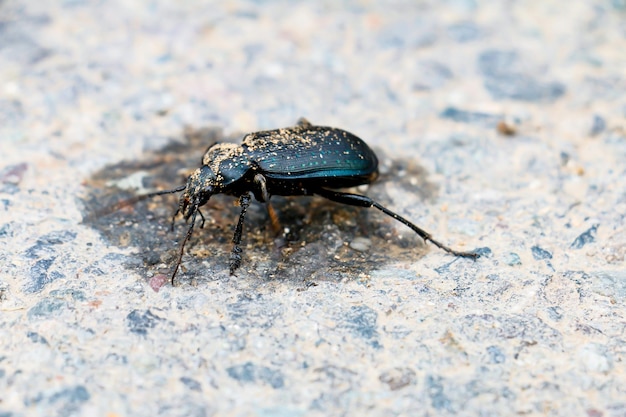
[1, 0, 625, 416]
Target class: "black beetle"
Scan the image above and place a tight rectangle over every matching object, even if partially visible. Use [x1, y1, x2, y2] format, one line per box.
[137, 118, 478, 284]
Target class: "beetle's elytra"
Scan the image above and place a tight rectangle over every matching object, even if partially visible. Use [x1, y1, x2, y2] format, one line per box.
[138, 118, 478, 284]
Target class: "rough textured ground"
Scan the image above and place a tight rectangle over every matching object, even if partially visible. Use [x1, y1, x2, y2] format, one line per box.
[1, 1, 625, 416]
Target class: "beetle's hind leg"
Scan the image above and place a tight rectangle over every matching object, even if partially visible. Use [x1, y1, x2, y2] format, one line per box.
[313, 188, 479, 259]
[229, 193, 251, 275]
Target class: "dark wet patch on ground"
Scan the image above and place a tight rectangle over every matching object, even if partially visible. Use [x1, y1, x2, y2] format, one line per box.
[81, 126, 440, 286]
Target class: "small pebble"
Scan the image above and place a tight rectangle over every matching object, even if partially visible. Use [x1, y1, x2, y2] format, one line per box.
[578, 343, 613, 373]
[589, 115, 606, 136]
[350, 237, 372, 252]
[531, 246, 552, 260]
[505, 252, 522, 266]
[149, 274, 168, 292]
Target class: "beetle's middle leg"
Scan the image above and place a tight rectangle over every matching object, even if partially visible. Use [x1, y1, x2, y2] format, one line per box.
[254, 174, 282, 235]
[229, 193, 251, 275]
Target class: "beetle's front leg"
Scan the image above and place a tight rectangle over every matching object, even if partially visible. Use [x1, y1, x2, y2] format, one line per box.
[229, 193, 251, 275]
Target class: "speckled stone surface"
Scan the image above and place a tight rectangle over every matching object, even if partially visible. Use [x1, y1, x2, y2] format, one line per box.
[1, 1, 626, 416]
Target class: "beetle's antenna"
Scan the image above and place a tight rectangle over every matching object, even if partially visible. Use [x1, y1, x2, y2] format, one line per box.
[93, 185, 187, 218]
[119, 185, 187, 208]
[171, 207, 197, 285]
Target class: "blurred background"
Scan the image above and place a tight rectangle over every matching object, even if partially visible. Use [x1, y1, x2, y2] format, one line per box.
[1, 1, 625, 416]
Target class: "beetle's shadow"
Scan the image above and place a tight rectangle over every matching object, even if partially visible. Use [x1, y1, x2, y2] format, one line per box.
[82, 126, 439, 285]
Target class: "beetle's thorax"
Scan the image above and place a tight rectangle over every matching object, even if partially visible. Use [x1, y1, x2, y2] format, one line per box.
[201, 143, 251, 186]
[179, 143, 253, 218]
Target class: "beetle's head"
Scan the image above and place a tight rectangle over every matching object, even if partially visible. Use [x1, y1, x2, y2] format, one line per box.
[179, 165, 217, 220]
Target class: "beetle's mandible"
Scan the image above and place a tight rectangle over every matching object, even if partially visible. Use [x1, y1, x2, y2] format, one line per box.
[137, 118, 478, 284]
